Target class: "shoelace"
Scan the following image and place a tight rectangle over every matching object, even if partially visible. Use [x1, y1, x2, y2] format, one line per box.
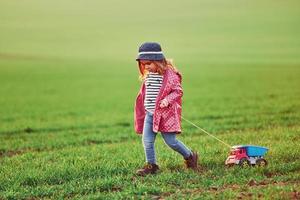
[144, 164, 153, 169]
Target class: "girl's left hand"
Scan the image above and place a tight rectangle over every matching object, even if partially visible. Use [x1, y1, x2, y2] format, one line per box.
[159, 98, 169, 108]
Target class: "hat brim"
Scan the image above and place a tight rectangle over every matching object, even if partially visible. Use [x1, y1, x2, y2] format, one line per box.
[136, 54, 165, 61]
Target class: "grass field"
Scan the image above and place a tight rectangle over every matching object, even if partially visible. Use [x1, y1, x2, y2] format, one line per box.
[1, 0, 300, 199]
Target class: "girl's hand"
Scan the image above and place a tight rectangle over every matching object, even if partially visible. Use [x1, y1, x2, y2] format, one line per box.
[159, 98, 169, 108]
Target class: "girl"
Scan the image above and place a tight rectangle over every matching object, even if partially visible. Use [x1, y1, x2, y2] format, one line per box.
[134, 42, 198, 176]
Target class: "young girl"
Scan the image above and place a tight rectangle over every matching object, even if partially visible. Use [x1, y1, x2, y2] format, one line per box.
[134, 42, 198, 176]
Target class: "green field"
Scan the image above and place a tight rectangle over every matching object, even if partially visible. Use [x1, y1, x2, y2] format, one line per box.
[1, 0, 300, 199]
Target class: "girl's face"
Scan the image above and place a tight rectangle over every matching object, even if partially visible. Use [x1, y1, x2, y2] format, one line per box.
[140, 60, 157, 73]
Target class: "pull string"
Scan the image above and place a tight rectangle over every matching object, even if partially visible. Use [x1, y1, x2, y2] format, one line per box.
[181, 115, 232, 148]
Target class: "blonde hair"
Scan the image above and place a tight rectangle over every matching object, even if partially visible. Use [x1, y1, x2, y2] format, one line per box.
[138, 59, 178, 81]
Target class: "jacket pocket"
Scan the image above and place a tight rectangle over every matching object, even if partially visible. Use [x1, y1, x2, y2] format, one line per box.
[159, 106, 176, 129]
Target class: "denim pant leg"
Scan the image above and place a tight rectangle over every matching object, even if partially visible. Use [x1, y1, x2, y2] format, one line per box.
[161, 132, 192, 159]
[142, 112, 157, 164]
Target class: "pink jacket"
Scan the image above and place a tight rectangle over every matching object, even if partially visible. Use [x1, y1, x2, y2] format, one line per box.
[134, 68, 183, 134]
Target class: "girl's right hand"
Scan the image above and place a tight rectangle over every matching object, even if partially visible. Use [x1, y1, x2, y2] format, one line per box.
[159, 98, 169, 108]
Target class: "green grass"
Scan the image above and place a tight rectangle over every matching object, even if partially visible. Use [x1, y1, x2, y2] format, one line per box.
[1, 0, 300, 199]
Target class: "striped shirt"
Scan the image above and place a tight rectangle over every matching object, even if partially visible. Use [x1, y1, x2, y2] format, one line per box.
[144, 72, 163, 113]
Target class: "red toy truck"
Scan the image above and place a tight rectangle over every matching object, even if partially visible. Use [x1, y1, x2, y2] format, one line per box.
[225, 145, 268, 167]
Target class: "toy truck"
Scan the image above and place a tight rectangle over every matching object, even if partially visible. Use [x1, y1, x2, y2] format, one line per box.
[225, 145, 269, 167]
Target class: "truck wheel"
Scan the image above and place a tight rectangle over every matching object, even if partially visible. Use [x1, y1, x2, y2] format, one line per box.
[256, 158, 267, 167]
[239, 158, 250, 168]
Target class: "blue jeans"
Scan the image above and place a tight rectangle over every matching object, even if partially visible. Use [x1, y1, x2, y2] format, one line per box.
[142, 111, 192, 164]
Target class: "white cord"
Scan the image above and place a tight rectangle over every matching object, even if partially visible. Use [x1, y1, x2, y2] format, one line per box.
[181, 115, 232, 148]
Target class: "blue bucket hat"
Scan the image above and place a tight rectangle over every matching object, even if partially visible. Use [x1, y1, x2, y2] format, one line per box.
[136, 42, 166, 61]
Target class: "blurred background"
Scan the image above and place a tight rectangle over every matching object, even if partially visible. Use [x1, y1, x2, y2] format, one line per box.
[1, 1, 299, 62]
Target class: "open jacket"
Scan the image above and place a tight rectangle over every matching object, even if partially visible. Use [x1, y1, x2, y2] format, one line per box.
[134, 68, 183, 134]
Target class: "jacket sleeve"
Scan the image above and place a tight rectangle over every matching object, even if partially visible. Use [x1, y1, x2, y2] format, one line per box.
[164, 75, 183, 105]
[134, 82, 146, 134]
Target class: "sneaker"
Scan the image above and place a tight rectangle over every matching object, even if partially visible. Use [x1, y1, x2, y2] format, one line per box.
[136, 163, 159, 176]
[184, 151, 199, 170]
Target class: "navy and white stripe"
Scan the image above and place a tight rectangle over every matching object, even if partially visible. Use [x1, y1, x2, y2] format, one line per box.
[144, 72, 163, 113]
[138, 51, 164, 55]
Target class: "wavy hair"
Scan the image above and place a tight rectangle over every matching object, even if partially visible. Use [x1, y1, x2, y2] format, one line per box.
[138, 59, 178, 81]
